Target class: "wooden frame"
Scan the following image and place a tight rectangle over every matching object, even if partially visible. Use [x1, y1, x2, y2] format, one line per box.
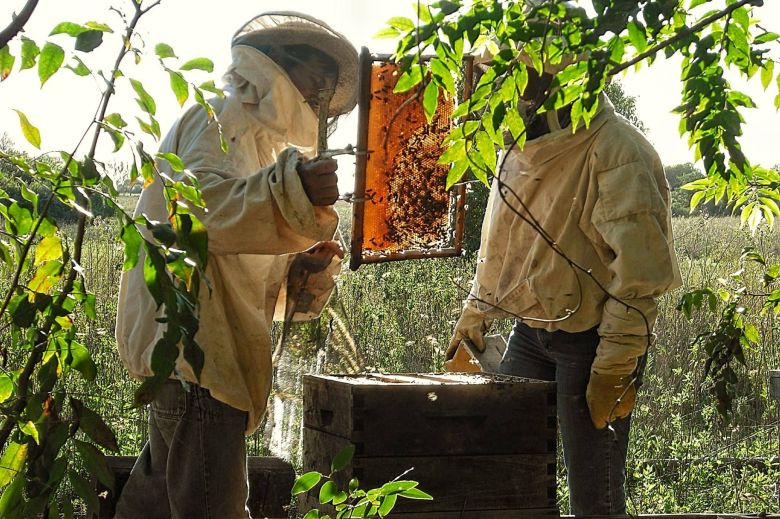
[349, 49, 473, 270]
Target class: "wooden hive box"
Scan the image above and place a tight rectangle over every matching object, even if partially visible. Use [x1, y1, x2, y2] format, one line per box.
[301, 373, 558, 518]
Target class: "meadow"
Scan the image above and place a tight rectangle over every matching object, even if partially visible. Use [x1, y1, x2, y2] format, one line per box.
[28, 213, 780, 515]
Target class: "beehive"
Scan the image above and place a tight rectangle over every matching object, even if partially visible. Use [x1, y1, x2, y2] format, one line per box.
[301, 373, 558, 518]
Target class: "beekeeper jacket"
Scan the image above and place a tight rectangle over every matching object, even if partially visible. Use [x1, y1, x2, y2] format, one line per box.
[116, 46, 339, 434]
[469, 97, 681, 376]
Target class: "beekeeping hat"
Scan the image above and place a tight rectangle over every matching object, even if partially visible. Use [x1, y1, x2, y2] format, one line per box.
[232, 11, 358, 116]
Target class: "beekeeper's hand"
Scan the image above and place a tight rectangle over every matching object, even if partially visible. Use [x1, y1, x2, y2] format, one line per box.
[297, 158, 339, 206]
[585, 372, 637, 429]
[446, 304, 490, 361]
[293, 241, 345, 273]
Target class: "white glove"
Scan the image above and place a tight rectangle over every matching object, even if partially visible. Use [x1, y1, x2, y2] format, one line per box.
[446, 303, 491, 361]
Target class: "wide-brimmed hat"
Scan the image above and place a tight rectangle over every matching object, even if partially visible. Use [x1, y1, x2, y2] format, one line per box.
[232, 12, 358, 117]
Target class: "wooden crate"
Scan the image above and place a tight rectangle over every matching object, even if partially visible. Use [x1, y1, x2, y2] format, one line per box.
[98, 455, 295, 518]
[301, 373, 558, 517]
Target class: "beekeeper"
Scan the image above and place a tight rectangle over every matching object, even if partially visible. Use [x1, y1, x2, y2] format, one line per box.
[447, 19, 681, 519]
[114, 12, 357, 519]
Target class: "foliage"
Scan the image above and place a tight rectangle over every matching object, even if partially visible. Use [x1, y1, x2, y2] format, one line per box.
[667, 162, 730, 217]
[387, 0, 780, 418]
[0, 1, 218, 515]
[292, 445, 432, 518]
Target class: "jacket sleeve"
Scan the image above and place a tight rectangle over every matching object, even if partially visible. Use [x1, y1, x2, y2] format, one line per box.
[590, 159, 679, 376]
[162, 103, 337, 256]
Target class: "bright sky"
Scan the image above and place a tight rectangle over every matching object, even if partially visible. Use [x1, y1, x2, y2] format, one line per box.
[1, 0, 779, 192]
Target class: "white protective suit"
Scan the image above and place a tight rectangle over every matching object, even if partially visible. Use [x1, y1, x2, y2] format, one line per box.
[468, 96, 682, 376]
[116, 46, 340, 434]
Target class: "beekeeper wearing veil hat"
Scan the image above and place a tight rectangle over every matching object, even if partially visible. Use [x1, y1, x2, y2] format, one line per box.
[446, 1, 681, 516]
[115, 12, 358, 519]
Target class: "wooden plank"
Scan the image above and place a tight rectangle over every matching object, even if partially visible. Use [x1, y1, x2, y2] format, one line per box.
[98, 455, 294, 519]
[302, 428, 556, 513]
[303, 374, 556, 456]
[561, 516, 780, 519]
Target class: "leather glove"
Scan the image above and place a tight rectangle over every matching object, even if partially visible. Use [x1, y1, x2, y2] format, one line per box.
[586, 372, 637, 429]
[446, 304, 490, 361]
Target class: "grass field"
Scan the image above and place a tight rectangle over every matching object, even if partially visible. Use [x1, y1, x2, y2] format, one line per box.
[10, 213, 778, 515]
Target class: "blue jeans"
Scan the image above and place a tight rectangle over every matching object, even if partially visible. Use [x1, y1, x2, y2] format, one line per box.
[114, 380, 251, 519]
[499, 321, 642, 517]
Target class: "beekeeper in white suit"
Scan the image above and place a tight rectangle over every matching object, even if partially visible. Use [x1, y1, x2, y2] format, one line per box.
[115, 12, 357, 519]
[447, 4, 681, 516]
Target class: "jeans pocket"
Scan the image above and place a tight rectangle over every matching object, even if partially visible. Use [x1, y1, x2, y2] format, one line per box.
[151, 380, 187, 419]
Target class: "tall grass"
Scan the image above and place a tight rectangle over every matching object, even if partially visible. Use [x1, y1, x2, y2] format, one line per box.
[6, 214, 775, 514]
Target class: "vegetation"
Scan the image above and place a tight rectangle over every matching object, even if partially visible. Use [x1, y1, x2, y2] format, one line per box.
[0, 0, 778, 516]
[0, 1, 216, 515]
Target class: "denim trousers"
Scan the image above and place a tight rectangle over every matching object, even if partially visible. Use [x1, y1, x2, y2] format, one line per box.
[498, 321, 643, 518]
[114, 380, 251, 519]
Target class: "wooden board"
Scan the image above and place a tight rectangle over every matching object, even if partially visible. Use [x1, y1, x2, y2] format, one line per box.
[302, 428, 556, 514]
[303, 373, 557, 456]
[98, 455, 295, 519]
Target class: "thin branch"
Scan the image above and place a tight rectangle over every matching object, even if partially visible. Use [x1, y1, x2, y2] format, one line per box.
[0, 0, 39, 49]
[610, 0, 762, 77]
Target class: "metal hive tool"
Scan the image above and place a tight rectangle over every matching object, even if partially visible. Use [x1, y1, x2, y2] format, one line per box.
[349, 48, 473, 270]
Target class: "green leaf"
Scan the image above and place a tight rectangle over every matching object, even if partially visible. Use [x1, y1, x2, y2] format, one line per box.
[75, 30, 103, 52]
[331, 445, 355, 473]
[13, 110, 41, 149]
[168, 70, 189, 106]
[67, 340, 97, 381]
[755, 32, 780, 44]
[38, 42, 65, 85]
[445, 158, 468, 190]
[155, 43, 177, 59]
[476, 130, 497, 172]
[198, 80, 224, 97]
[0, 45, 13, 81]
[130, 78, 157, 115]
[387, 16, 415, 32]
[35, 235, 62, 265]
[70, 398, 119, 452]
[20, 421, 40, 444]
[69, 471, 99, 517]
[0, 374, 12, 403]
[50, 22, 88, 36]
[303, 510, 321, 519]
[180, 57, 214, 72]
[422, 81, 439, 123]
[0, 472, 24, 512]
[74, 439, 114, 490]
[20, 37, 39, 71]
[105, 112, 128, 129]
[319, 480, 338, 504]
[378, 494, 397, 517]
[399, 487, 433, 500]
[29, 260, 63, 293]
[394, 66, 423, 93]
[373, 27, 400, 39]
[760, 60, 773, 91]
[66, 56, 91, 76]
[292, 471, 322, 495]
[85, 21, 112, 32]
[0, 442, 26, 489]
[627, 21, 647, 53]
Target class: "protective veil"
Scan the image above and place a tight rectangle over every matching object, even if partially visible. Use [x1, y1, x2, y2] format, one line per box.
[116, 46, 340, 433]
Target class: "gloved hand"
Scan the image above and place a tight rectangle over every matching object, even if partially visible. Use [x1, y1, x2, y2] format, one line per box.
[585, 372, 637, 429]
[446, 305, 490, 361]
[297, 158, 339, 206]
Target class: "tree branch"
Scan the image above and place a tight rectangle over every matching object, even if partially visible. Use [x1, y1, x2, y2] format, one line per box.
[0, 0, 39, 49]
[610, 0, 763, 77]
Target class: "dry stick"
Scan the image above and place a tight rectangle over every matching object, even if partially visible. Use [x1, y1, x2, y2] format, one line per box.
[0, 0, 39, 49]
[0, 0, 157, 453]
